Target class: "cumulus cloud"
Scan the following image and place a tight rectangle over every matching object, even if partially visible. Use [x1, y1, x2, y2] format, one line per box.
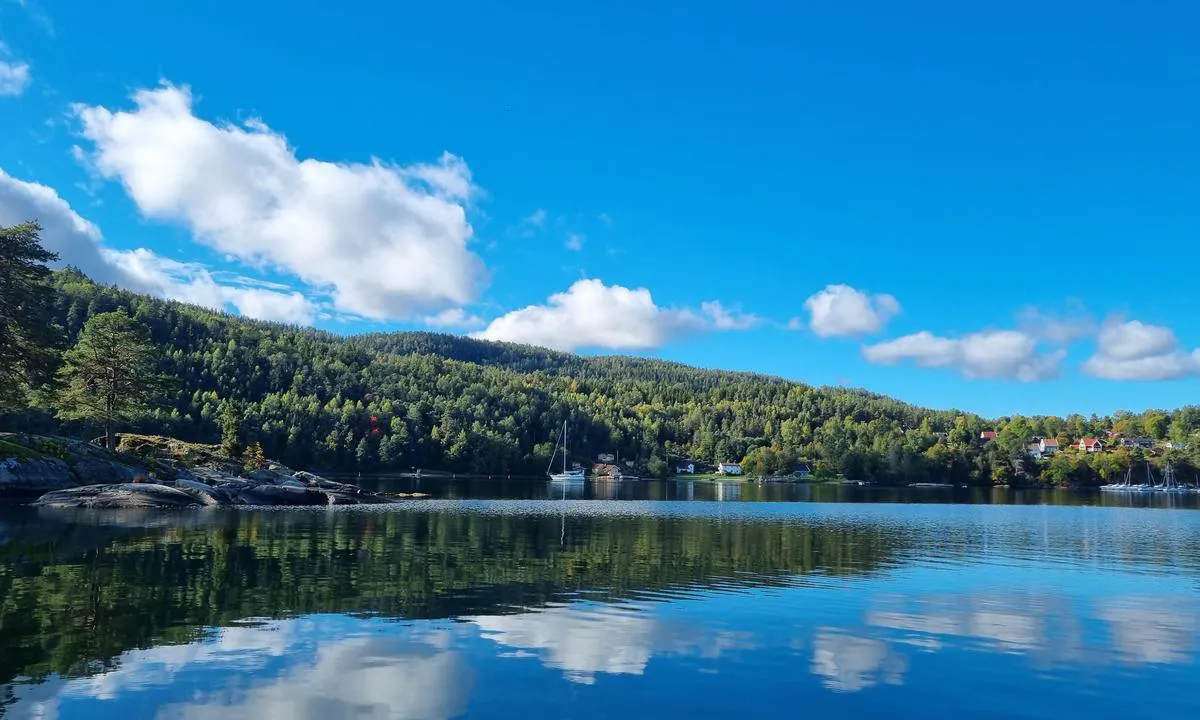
[73, 83, 486, 321]
[862, 329, 1066, 381]
[0, 166, 116, 281]
[1082, 319, 1200, 381]
[0, 166, 317, 324]
[472, 279, 752, 351]
[798, 284, 900, 337]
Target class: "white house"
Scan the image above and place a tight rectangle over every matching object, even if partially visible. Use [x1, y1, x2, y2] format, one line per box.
[1039, 438, 1059, 455]
[675, 462, 696, 474]
[717, 462, 743, 476]
[1026, 443, 1044, 460]
[1077, 438, 1104, 453]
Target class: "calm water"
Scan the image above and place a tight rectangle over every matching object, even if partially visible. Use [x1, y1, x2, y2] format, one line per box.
[351, 474, 1200, 508]
[2, 488, 1199, 718]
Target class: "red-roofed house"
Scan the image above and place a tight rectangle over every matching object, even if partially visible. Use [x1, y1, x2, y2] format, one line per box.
[1039, 438, 1060, 455]
[1077, 438, 1104, 453]
[980, 431, 997, 441]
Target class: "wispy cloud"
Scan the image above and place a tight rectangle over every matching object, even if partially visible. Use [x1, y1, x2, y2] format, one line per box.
[0, 41, 31, 96]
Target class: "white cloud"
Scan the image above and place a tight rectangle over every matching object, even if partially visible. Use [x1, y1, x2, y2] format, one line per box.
[0, 166, 115, 281]
[565, 232, 584, 251]
[1082, 319, 1200, 381]
[0, 58, 31, 96]
[799, 284, 900, 338]
[472, 279, 753, 351]
[423, 308, 485, 330]
[524, 208, 547, 228]
[863, 329, 1065, 381]
[0, 166, 317, 325]
[700, 301, 761, 330]
[73, 83, 486, 321]
[1016, 305, 1096, 344]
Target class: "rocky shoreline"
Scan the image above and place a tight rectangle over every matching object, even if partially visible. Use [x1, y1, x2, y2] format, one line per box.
[0, 433, 418, 509]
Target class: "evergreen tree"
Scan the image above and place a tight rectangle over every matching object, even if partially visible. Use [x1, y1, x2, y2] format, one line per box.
[0, 222, 62, 410]
[219, 399, 245, 458]
[54, 311, 171, 449]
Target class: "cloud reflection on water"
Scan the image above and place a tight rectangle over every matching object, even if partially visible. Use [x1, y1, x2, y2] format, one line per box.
[469, 602, 753, 684]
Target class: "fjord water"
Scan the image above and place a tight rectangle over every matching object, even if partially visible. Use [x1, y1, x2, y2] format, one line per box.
[2, 492, 1199, 719]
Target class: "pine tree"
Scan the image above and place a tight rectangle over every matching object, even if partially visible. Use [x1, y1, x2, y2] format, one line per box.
[0, 222, 63, 410]
[243, 441, 266, 472]
[219, 399, 245, 458]
[54, 311, 172, 450]
[355, 437, 374, 470]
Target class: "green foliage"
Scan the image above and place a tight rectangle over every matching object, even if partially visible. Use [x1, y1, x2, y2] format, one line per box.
[0, 438, 39, 461]
[0, 222, 63, 410]
[2, 269, 1199, 485]
[30, 439, 71, 462]
[741, 445, 795, 475]
[54, 311, 173, 450]
[219, 399, 245, 459]
[1043, 454, 1082, 487]
[243, 442, 266, 472]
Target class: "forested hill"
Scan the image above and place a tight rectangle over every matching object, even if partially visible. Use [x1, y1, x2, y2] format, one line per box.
[10, 269, 1194, 485]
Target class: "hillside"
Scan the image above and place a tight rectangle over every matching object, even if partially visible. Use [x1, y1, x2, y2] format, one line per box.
[2, 269, 1195, 486]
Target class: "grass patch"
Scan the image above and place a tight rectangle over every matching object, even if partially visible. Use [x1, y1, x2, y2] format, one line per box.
[30, 439, 71, 462]
[0, 438, 40, 461]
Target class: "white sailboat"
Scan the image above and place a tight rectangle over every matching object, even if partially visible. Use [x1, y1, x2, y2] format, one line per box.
[548, 421, 586, 482]
[1100, 467, 1134, 492]
[1159, 463, 1188, 493]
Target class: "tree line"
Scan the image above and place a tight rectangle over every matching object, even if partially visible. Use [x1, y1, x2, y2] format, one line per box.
[2, 221, 1198, 485]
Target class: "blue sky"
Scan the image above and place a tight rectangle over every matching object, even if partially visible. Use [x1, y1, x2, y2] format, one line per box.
[1, 0, 1199, 418]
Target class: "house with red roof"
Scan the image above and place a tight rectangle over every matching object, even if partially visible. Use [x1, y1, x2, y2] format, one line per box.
[1076, 438, 1104, 453]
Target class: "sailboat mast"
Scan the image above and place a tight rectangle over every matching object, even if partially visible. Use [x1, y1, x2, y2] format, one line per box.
[563, 421, 568, 474]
